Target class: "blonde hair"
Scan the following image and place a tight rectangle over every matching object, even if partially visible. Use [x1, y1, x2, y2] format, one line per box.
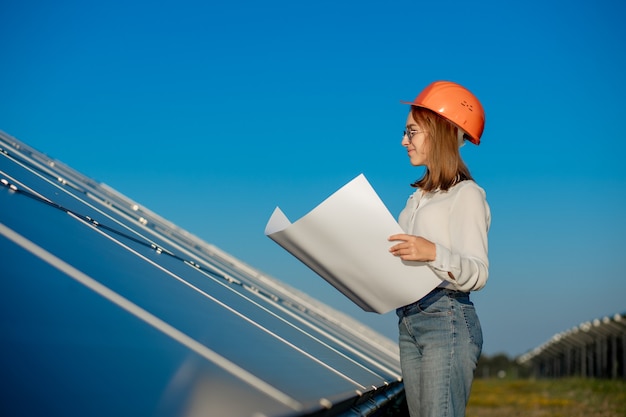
[410, 106, 473, 192]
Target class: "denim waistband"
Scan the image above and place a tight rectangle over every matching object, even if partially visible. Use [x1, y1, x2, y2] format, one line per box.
[397, 287, 469, 315]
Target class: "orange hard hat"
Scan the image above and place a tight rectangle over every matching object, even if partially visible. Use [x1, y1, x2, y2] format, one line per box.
[401, 81, 485, 145]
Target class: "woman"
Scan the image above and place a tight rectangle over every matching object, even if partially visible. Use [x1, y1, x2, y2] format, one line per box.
[388, 81, 490, 417]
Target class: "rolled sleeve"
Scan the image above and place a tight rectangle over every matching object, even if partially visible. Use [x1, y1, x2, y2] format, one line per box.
[429, 242, 489, 291]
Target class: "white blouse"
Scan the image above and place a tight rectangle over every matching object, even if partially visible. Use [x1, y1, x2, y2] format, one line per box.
[398, 180, 491, 292]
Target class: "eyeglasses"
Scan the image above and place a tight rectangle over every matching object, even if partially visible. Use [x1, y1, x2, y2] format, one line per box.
[403, 129, 424, 140]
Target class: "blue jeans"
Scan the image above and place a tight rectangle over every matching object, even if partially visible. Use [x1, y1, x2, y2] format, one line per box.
[396, 288, 482, 417]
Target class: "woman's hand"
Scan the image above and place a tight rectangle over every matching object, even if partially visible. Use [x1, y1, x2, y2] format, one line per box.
[388, 234, 436, 262]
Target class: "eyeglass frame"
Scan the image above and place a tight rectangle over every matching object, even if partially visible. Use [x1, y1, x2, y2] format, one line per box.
[403, 129, 425, 141]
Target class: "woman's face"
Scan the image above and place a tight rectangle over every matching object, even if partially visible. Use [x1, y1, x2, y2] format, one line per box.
[402, 111, 429, 167]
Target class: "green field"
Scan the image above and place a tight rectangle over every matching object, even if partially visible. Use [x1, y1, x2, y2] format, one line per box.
[466, 378, 626, 417]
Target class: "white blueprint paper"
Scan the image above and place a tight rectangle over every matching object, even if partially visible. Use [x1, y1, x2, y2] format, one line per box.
[264, 174, 442, 314]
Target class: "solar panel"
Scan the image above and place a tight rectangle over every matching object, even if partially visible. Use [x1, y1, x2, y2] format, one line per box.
[0, 131, 404, 417]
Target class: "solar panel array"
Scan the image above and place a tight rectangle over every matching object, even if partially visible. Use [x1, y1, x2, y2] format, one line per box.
[517, 312, 626, 379]
[0, 131, 403, 417]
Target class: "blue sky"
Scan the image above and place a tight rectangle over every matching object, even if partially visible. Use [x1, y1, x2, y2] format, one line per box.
[1, 0, 625, 357]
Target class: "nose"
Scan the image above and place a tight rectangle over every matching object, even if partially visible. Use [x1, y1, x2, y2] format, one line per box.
[402, 134, 410, 147]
